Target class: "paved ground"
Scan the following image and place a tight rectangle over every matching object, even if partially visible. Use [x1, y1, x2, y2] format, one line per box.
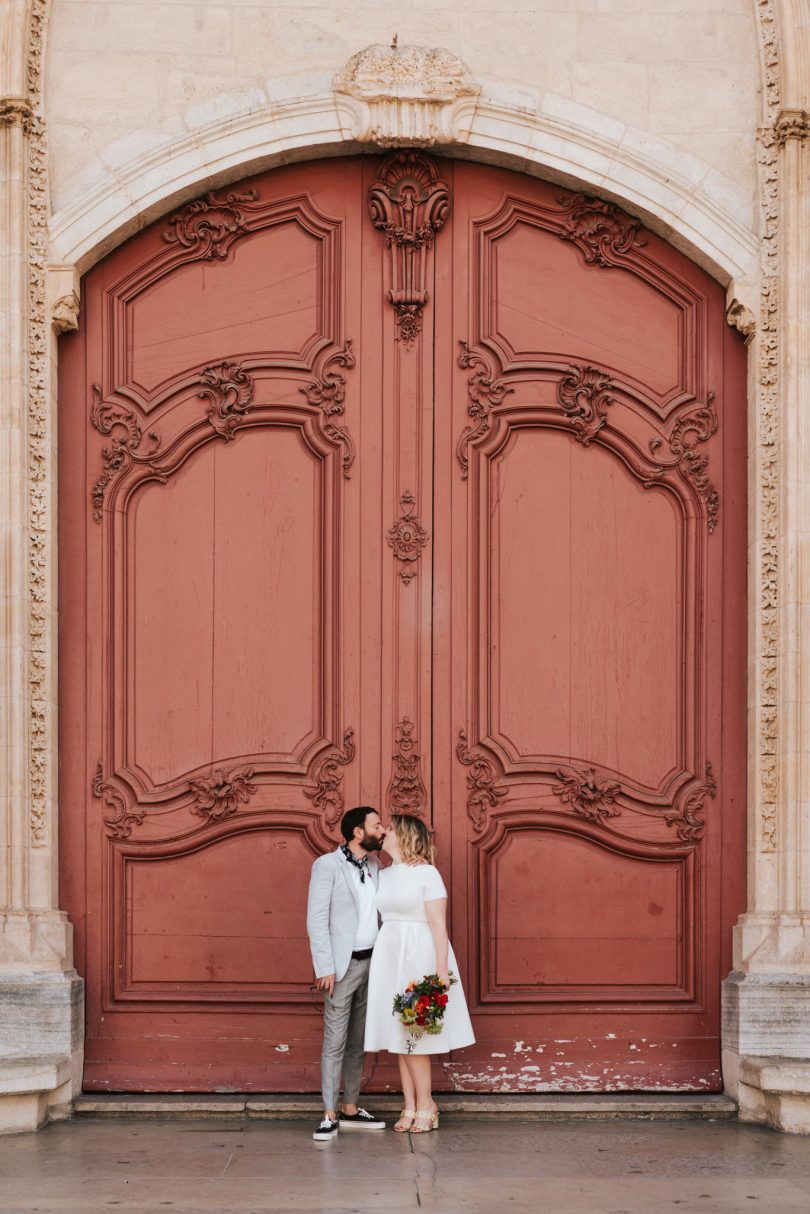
[1, 1116, 810, 1213]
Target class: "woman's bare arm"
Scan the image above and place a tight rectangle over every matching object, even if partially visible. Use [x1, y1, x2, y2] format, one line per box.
[425, 896, 450, 987]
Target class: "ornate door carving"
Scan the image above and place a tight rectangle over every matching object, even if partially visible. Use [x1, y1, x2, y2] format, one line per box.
[431, 163, 746, 1090]
[60, 155, 746, 1092]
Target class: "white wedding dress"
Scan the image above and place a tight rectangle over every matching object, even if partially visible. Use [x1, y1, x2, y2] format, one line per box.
[364, 863, 475, 1055]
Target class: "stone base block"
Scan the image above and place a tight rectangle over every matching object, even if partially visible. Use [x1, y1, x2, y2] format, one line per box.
[0, 969, 84, 1060]
[0, 1055, 72, 1135]
[722, 969, 810, 1058]
[722, 970, 810, 1134]
[0, 969, 84, 1131]
[737, 1057, 810, 1134]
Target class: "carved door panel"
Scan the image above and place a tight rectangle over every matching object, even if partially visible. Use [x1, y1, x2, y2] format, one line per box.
[431, 162, 746, 1089]
[59, 161, 395, 1090]
[60, 154, 746, 1093]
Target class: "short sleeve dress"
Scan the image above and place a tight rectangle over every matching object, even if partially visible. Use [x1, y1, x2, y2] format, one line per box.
[363, 862, 475, 1055]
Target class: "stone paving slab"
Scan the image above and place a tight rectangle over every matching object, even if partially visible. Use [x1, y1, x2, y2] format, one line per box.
[1, 1116, 810, 1213]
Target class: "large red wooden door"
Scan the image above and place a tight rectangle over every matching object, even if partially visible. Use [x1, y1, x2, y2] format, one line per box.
[59, 155, 746, 1092]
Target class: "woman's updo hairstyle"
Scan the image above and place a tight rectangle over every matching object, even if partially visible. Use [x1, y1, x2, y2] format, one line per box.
[391, 813, 436, 865]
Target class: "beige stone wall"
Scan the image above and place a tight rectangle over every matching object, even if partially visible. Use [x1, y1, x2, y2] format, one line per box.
[45, 0, 759, 218]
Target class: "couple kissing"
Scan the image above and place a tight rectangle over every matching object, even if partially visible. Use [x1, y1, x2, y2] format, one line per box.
[306, 807, 475, 1141]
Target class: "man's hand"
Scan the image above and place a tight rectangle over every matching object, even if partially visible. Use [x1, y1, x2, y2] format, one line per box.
[316, 973, 336, 996]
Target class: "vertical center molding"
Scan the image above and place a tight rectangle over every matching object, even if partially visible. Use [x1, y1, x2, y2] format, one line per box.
[369, 152, 449, 823]
[368, 152, 450, 349]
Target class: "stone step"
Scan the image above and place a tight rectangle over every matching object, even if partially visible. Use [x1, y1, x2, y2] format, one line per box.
[0, 1055, 73, 1135]
[74, 1091, 737, 1122]
[0, 1055, 71, 1097]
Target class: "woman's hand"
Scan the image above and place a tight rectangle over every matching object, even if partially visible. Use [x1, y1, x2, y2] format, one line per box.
[438, 971, 451, 991]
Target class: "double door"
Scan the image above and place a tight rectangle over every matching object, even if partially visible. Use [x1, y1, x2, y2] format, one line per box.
[59, 155, 746, 1091]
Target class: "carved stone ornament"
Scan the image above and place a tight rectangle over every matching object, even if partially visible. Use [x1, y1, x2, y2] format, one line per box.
[726, 298, 756, 345]
[457, 730, 506, 833]
[90, 385, 163, 521]
[557, 192, 646, 267]
[300, 342, 357, 476]
[0, 97, 34, 133]
[92, 763, 145, 840]
[456, 342, 514, 477]
[774, 107, 810, 146]
[304, 728, 357, 827]
[754, 0, 781, 853]
[199, 361, 255, 440]
[333, 42, 480, 147]
[21, 1, 49, 846]
[557, 365, 615, 446]
[650, 396, 720, 533]
[552, 767, 622, 825]
[368, 152, 450, 348]
[189, 766, 257, 822]
[664, 764, 716, 842]
[164, 188, 261, 260]
[386, 718, 427, 815]
[51, 292, 80, 334]
[387, 492, 429, 582]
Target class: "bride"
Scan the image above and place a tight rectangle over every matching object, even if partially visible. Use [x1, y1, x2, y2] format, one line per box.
[364, 814, 475, 1133]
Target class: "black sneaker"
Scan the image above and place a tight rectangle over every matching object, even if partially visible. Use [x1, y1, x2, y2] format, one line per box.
[312, 1116, 339, 1141]
[338, 1107, 386, 1129]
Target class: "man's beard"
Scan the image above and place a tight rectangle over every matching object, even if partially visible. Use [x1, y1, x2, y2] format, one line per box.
[361, 832, 383, 852]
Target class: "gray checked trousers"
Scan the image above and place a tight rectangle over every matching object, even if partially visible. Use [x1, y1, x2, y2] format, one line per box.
[321, 956, 370, 1112]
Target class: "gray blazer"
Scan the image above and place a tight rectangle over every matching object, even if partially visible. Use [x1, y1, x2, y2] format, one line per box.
[306, 847, 381, 981]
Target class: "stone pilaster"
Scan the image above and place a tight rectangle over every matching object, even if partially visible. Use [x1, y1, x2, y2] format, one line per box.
[721, 58, 810, 1126]
[0, 0, 83, 1135]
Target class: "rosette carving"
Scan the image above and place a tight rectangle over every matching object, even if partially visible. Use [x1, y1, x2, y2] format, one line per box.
[552, 767, 622, 824]
[664, 765, 716, 842]
[650, 396, 720, 533]
[557, 192, 646, 267]
[164, 189, 261, 260]
[90, 385, 162, 521]
[368, 152, 450, 348]
[387, 492, 429, 582]
[199, 361, 255, 440]
[304, 728, 357, 827]
[455, 342, 514, 477]
[300, 342, 357, 477]
[557, 365, 615, 446]
[386, 718, 427, 815]
[190, 766, 257, 822]
[92, 763, 145, 840]
[457, 730, 506, 832]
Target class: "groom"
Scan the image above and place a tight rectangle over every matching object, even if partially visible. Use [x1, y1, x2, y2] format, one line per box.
[307, 805, 387, 1141]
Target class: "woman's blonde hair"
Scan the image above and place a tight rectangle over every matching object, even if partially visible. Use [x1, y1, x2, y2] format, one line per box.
[391, 814, 436, 865]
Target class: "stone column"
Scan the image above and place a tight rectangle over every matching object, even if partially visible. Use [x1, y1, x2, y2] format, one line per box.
[0, 0, 83, 1135]
[722, 105, 810, 1133]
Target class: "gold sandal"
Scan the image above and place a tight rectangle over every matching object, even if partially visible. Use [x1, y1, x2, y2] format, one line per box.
[410, 1108, 439, 1133]
[394, 1109, 416, 1132]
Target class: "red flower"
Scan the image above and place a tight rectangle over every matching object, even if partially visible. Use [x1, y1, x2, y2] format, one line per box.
[436, 994, 448, 1006]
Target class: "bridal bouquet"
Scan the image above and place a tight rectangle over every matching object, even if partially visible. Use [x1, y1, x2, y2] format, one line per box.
[393, 972, 457, 1053]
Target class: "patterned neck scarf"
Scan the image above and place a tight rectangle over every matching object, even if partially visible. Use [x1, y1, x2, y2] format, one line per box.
[341, 844, 370, 884]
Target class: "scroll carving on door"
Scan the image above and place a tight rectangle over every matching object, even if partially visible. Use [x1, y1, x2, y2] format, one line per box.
[442, 170, 739, 1063]
[77, 168, 370, 1029]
